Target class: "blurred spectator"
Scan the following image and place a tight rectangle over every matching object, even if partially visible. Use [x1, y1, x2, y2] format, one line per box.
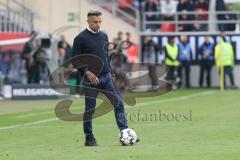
[177, 0, 194, 32]
[178, 11, 193, 31]
[187, 0, 195, 5]
[0, 53, 11, 81]
[126, 32, 131, 42]
[0, 51, 27, 85]
[192, 12, 207, 31]
[113, 31, 124, 48]
[216, 0, 227, 31]
[0, 52, 5, 99]
[125, 32, 138, 80]
[110, 32, 132, 90]
[177, 0, 193, 12]
[225, 3, 237, 31]
[144, 0, 159, 30]
[178, 35, 192, 88]
[193, 23, 203, 31]
[110, 46, 129, 91]
[36, 38, 52, 84]
[21, 31, 38, 83]
[161, 0, 177, 21]
[198, 36, 214, 88]
[163, 36, 179, 82]
[215, 32, 236, 88]
[142, 36, 158, 87]
[58, 35, 72, 65]
[22, 35, 50, 84]
[125, 32, 138, 64]
[195, 0, 209, 11]
[7, 52, 24, 84]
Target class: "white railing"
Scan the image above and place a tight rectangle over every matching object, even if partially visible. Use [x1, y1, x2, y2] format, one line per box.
[142, 11, 240, 33]
[0, 9, 34, 33]
[0, 0, 34, 33]
[91, 0, 140, 30]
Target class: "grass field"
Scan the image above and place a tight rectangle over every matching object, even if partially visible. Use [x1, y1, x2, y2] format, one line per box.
[0, 89, 240, 160]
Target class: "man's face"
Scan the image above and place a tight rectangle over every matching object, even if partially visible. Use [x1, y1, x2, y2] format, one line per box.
[181, 14, 187, 20]
[61, 35, 66, 42]
[204, 36, 209, 43]
[181, 0, 186, 3]
[118, 32, 123, 39]
[126, 34, 131, 41]
[227, 5, 233, 11]
[87, 16, 102, 32]
[181, 36, 188, 43]
[220, 32, 226, 38]
[144, 36, 151, 43]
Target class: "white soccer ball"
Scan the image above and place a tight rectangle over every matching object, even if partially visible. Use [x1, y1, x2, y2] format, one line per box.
[119, 128, 138, 145]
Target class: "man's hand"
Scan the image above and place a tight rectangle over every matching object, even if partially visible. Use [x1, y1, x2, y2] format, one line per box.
[86, 71, 99, 85]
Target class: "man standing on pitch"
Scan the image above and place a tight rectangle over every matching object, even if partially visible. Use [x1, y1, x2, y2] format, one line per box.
[72, 11, 130, 146]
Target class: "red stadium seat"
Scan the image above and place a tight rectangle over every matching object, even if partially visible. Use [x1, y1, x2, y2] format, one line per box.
[161, 23, 175, 32]
[118, 0, 133, 9]
[100, 6, 113, 14]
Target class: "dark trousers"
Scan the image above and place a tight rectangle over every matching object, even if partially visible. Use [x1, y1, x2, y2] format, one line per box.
[199, 60, 213, 88]
[178, 61, 191, 88]
[147, 64, 157, 86]
[27, 62, 48, 84]
[27, 64, 40, 84]
[221, 66, 235, 87]
[166, 65, 178, 81]
[75, 70, 82, 95]
[83, 73, 128, 137]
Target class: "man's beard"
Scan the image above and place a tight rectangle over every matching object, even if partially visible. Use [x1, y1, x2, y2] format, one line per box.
[94, 27, 100, 32]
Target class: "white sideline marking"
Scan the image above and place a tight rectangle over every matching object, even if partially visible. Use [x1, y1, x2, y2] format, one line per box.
[15, 91, 214, 118]
[131, 90, 215, 108]
[17, 111, 52, 118]
[16, 113, 38, 118]
[14, 123, 164, 129]
[0, 91, 215, 131]
[0, 118, 58, 130]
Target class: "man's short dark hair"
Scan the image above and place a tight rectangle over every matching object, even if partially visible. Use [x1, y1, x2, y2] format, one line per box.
[168, 36, 175, 41]
[126, 32, 131, 36]
[87, 10, 102, 19]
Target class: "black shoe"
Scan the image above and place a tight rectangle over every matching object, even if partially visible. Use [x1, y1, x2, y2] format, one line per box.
[84, 137, 98, 146]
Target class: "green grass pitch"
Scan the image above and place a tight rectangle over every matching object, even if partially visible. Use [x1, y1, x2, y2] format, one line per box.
[0, 89, 240, 160]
